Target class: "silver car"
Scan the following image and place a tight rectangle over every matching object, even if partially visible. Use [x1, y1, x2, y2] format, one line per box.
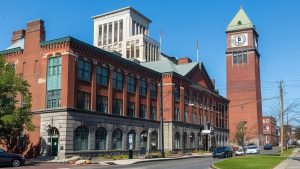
[246, 146, 260, 154]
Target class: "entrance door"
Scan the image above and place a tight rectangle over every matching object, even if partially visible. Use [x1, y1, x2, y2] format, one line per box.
[51, 137, 58, 156]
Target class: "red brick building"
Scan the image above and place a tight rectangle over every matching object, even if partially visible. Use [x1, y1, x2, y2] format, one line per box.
[226, 8, 263, 145]
[263, 116, 279, 145]
[1, 13, 229, 158]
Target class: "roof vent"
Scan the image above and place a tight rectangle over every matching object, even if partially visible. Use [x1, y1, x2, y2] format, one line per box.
[238, 20, 242, 25]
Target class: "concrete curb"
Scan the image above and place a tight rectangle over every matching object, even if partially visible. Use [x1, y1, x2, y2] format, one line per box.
[99, 154, 212, 165]
[210, 164, 220, 169]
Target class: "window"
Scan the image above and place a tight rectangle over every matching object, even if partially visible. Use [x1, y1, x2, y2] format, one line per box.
[174, 108, 180, 121]
[126, 47, 130, 58]
[127, 102, 135, 117]
[119, 20, 123, 41]
[140, 104, 146, 119]
[95, 127, 107, 150]
[112, 129, 123, 150]
[174, 85, 180, 102]
[266, 119, 269, 123]
[47, 56, 62, 109]
[98, 24, 102, 46]
[96, 66, 108, 86]
[78, 59, 92, 81]
[150, 131, 158, 151]
[108, 22, 112, 44]
[150, 82, 157, 98]
[190, 133, 195, 148]
[74, 126, 89, 151]
[113, 71, 123, 90]
[47, 90, 61, 109]
[233, 51, 247, 64]
[103, 23, 107, 45]
[139, 79, 147, 96]
[150, 106, 157, 120]
[96, 95, 108, 113]
[128, 130, 136, 150]
[198, 96, 203, 107]
[131, 44, 134, 58]
[175, 132, 180, 149]
[77, 91, 90, 110]
[184, 91, 189, 104]
[127, 75, 136, 93]
[132, 21, 135, 35]
[192, 111, 196, 124]
[114, 21, 118, 43]
[112, 99, 123, 115]
[184, 106, 188, 122]
[136, 46, 140, 58]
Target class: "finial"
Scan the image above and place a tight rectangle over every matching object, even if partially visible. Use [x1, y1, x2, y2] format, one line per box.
[240, 4, 243, 9]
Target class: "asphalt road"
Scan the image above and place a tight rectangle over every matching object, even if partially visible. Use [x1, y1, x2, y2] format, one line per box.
[75, 157, 223, 169]
[260, 146, 279, 155]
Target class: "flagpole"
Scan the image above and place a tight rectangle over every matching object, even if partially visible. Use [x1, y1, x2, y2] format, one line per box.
[159, 30, 162, 60]
[196, 40, 199, 62]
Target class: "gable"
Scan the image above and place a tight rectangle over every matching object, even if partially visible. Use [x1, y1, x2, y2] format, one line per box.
[186, 64, 214, 90]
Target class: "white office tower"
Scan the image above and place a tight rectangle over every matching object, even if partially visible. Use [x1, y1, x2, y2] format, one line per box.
[92, 7, 160, 62]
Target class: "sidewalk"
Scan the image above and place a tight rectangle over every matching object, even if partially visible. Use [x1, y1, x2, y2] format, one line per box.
[274, 148, 300, 169]
[97, 153, 212, 165]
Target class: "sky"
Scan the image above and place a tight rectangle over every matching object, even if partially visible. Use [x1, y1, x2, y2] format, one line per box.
[1, 0, 300, 124]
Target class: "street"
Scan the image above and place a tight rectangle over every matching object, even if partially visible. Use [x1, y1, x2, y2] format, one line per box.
[0, 157, 222, 169]
[260, 146, 280, 155]
[78, 157, 223, 169]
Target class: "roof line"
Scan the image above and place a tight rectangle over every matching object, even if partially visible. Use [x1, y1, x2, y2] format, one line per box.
[91, 6, 152, 23]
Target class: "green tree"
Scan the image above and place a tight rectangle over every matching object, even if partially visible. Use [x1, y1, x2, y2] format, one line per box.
[235, 121, 248, 155]
[0, 55, 33, 153]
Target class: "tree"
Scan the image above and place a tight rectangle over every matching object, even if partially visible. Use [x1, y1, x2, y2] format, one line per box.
[235, 121, 252, 155]
[0, 55, 33, 153]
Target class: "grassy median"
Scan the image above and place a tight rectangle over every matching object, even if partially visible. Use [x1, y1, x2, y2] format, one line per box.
[214, 148, 294, 169]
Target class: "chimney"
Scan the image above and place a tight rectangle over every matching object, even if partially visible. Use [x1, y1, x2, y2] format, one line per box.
[24, 19, 45, 55]
[26, 19, 45, 41]
[11, 30, 25, 44]
[178, 57, 192, 64]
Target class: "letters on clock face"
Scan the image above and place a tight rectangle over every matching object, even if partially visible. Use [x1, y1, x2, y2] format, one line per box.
[231, 33, 248, 47]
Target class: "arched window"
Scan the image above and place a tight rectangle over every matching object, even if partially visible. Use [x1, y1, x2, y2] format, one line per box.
[74, 126, 89, 151]
[190, 133, 195, 148]
[175, 132, 180, 149]
[112, 129, 123, 150]
[151, 131, 158, 152]
[95, 127, 107, 150]
[128, 130, 136, 150]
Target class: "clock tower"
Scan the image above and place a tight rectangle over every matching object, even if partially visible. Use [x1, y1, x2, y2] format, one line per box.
[226, 7, 263, 146]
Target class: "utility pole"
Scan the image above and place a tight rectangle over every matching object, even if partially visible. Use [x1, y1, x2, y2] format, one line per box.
[280, 80, 284, 156]
[160, 81, 165, 157]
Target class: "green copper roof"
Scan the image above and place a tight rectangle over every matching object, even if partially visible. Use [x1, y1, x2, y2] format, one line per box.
[141, 57, 199, 77]
[226, 7, 254, 32]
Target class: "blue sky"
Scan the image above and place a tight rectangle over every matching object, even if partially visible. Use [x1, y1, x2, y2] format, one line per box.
[1, 0, 300, 123]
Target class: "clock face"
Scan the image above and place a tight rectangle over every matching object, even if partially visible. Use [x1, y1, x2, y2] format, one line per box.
[231, 33, 248, 47]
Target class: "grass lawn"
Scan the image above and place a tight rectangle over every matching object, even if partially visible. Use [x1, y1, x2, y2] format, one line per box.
[214, 149, 294, 169]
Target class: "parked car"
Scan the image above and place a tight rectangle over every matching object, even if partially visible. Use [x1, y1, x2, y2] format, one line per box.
[264, 144, 273, 150]
[246, 145, 260, 154]
[0, 148, 25, 167]
[235, 147, 245, 156]
[212, 146, 233, 158]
